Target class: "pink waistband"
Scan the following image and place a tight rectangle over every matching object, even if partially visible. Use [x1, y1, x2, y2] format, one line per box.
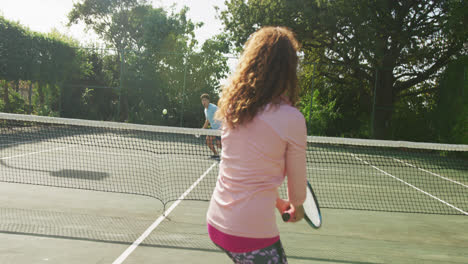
[207, 224, 280, 253]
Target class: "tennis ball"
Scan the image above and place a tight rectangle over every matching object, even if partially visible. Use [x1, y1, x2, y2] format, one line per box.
[162, 109, 168, 115]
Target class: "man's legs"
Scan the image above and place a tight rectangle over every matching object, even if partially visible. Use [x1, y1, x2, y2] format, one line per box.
[206, 136, 218, 156]
[216, 137, 221, 149]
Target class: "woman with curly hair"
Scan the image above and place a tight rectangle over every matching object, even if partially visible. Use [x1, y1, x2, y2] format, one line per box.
[206, 26, 307, 264]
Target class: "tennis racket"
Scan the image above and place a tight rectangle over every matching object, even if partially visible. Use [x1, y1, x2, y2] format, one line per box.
[282, 181, 322, 228]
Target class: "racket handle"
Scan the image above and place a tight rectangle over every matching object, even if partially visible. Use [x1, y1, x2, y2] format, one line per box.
[282, 208, 295, 222]
[282, 212, 291, 222]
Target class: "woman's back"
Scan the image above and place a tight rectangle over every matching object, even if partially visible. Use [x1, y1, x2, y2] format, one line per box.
[207, 102, 307, 238]
[206, 26, 306, 263]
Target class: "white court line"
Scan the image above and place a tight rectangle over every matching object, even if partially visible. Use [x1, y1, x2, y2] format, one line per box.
[70, 149, 216, 163]
[1, 142, 213, 162]
[0, 139, 62, 148]
[0, 141, 23, 147]
[112, 161, 218, 264]
[393, 158, 468, 189]
[307, 167, 346, 172]
[0, 146, 71, 160]
[352, 154, 468, 216]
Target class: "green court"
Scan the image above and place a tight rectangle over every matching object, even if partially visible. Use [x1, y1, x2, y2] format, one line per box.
[1, 183, 467, 263]
[1, 114, 467, 263]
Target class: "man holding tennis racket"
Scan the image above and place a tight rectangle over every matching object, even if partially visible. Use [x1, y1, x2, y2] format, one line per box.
[201, 94, 222, 159]
[206, 27, 307, 264]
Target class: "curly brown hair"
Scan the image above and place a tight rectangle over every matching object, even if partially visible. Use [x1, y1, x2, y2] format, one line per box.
[216, 26, 300, 128]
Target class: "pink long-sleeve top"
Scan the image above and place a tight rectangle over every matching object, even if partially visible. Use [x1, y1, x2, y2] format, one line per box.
[206, 102, 308, 243]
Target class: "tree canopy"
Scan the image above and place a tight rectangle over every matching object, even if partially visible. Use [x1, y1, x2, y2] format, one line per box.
[219, 0, 468, 140]
[1, 1, 230, 127]
[1, 0, 466, 143]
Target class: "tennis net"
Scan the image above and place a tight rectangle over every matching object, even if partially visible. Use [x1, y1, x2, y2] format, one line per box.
[1, 112, 467, 216]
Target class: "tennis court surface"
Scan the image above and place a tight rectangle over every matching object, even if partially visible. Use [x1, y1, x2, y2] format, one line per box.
[1, 112, 467, 263]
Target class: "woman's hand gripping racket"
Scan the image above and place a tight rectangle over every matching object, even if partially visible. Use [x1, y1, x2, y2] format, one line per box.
[282, 181, 322, 228]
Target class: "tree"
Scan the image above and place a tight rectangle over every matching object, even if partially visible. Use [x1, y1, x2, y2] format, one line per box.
[0, 16, 78, 115]
[0, 17, 27, 112]
[68, 1, 229, 127]
[434, 56, 468, 144]
[68, 0, 149, 50]
[177, 34, 230, 127]
[68, 1, 202, 122]
[68, 0, 150, 120]
[219, 0, 468, 139]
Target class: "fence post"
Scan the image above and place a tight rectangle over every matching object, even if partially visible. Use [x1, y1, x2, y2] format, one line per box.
[371, 67, 378, 138]
[118, 48, 124, 121]
[308, 63, 316, 135]
[180, 57, 187, 127]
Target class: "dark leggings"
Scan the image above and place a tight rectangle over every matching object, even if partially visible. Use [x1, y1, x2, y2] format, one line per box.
[216, 240, 288, 264]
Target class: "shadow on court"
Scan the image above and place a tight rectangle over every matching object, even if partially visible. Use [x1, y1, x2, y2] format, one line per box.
[1, 160, 110, 181]
[0, 177, 466, 263]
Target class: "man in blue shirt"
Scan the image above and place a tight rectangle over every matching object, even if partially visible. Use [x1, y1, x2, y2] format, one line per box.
[201, 93, 221, 159]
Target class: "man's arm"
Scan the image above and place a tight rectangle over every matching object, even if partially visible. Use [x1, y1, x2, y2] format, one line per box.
[202, 119, 210, 129]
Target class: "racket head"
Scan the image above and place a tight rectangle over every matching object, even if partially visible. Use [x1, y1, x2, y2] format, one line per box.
[302, 181, 322, 228]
